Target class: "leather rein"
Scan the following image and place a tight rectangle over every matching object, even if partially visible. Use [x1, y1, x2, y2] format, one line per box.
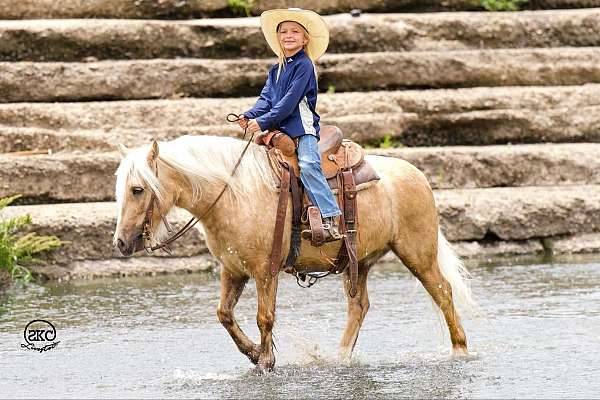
[142, 114, 254, 253]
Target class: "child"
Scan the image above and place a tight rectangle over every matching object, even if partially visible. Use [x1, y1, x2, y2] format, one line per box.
[239, 8, 342, 242]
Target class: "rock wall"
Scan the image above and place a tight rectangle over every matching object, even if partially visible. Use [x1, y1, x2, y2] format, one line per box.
[1, 3, 599, 279]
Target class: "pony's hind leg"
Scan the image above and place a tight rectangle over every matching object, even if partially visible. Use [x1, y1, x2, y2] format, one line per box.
[217, 270, 261, 364]
[339, 264, 371, 361]
[391, 238, 468, 355]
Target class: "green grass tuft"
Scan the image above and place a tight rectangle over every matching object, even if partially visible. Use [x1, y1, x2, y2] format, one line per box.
[479, 0, 528, 11]
[228, 0, 253, 17]
[371, 133, 404, 149]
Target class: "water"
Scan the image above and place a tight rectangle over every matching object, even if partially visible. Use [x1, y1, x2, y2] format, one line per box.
[1, 259, 599, 398]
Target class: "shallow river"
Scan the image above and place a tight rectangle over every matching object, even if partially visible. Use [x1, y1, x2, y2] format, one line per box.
[1, 258, 599, 398]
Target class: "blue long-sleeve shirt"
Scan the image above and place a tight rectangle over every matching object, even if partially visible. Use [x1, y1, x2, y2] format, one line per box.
[243, 49, 320, 139]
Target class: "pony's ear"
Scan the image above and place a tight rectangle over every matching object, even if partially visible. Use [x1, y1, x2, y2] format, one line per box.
[147, 140, 159, 164]
[116, 143, 129, 157]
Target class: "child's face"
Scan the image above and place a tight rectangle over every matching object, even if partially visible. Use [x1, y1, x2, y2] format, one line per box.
[277, 21, 308, 56]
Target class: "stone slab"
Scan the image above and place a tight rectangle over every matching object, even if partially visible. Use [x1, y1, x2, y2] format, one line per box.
[374, 143, 600, 189]
[2, 144, 599, 203]
[2, 85, 600, 146]
[544, 232, 600, 255]
[2, 9, 600, 61]
[435, 185, 600, 241]
[3, 185, 600, 264]
[2, 48, 600, 102]
[0, 127, 113, 153]
[31, 254, 218, 281]
[1, 0, 598, 19]
[26, 233, 600, 281]
[0, 0, 227, 20]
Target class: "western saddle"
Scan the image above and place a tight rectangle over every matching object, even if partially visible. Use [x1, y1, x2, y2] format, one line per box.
[261, 126, 380, 297]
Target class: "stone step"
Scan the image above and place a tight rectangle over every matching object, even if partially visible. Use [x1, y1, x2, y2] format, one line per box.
[33, 255, 218, 281]
[30, 234, 600, 281]
[1, 0, 597, 19]
[3, 9, 600, 61]
[2, 143, 598, 203]
[2, 85, 599, 148]
[3, 185, 599, 265]
[0, 127, 113, 153]
[2, 47, 599, 102]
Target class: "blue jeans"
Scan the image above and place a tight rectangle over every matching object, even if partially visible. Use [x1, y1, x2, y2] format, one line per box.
[297, 134, 342, 218]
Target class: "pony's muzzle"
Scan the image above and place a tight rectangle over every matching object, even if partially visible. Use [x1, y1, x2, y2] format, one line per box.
[116, 238, 129, 256]
[116, 232, 144, 256]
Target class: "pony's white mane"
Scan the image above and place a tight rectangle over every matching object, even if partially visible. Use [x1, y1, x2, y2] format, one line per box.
[115, 135, 276, 212]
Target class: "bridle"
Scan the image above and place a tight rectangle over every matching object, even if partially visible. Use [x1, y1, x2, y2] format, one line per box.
[141, 114, 254, 253]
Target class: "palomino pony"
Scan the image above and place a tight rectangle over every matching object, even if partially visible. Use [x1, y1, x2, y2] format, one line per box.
[113, 135, 474, 373]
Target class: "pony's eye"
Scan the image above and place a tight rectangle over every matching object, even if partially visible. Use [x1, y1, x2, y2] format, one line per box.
[132, 187, 144, 196]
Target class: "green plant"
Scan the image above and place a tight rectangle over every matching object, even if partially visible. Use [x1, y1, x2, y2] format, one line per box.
[479, 0, 528, 11]
[0, 195, 64, 284]
[373, 133, 404, 149]
[228, 0, 253, 17]
[379, 133, 394, 149]
[326, 84, 336, 94]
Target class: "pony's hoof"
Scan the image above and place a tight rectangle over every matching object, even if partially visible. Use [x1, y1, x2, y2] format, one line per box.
[248, 345, 261, 365]
[451, 346, 470, 358]
[254, 353, 276, 374]
[253, 360, 275, 375]
[338, 348, 353, 364]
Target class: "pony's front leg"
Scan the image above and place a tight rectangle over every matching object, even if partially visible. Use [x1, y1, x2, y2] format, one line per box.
[217, 269, 261, 364]
[255, 270, 279, 373]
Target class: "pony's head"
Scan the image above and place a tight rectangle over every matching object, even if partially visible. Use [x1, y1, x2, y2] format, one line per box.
[113, 140, 179, 256]
[112, 135, 276, 256]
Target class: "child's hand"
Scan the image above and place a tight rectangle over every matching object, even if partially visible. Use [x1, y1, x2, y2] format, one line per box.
[238, 115, 248, 128]
[247, 119, 262, 134]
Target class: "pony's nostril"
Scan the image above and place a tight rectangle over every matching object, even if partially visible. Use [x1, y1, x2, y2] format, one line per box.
[117, 238, 126, 251]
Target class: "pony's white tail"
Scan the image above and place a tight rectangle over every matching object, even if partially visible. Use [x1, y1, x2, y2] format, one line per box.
[437, 230, 477, 315]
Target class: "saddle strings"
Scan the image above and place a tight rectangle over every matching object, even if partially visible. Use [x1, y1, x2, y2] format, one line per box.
[148, 114, 254, 251]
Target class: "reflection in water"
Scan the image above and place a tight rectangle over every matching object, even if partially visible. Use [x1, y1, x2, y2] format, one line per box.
[1, 260, 599, 398]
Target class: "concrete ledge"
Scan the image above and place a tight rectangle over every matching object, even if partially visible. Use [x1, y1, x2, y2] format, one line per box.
[1, 0, 598, 19]
[0, 127, 113, 153]
[2, 85, 599, 147]
[374, 144, 600, 189]
[31, 254, 218, 281]
[0, 0, 227, 19]
[3, 185, 600, 264]
[0, 0, 600, 19]
[545, 233, 600, 255]
[28, 233, 600, 281]
[2, 48, 600, 102]
[2, 144, 598, 203]
[379, 238, 546, 264]
[2, 9, 600, 61]
[435, 185, 600, 241]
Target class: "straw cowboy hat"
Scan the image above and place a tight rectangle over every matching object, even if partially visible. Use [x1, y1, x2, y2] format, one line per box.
[260, 8, 330, 60]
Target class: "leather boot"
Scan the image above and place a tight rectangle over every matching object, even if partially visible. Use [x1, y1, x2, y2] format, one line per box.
[322, 216, 344, 242]
[301, 216, 344, 244]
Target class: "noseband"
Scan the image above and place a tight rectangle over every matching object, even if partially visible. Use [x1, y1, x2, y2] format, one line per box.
[142, 114, 254, 253]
